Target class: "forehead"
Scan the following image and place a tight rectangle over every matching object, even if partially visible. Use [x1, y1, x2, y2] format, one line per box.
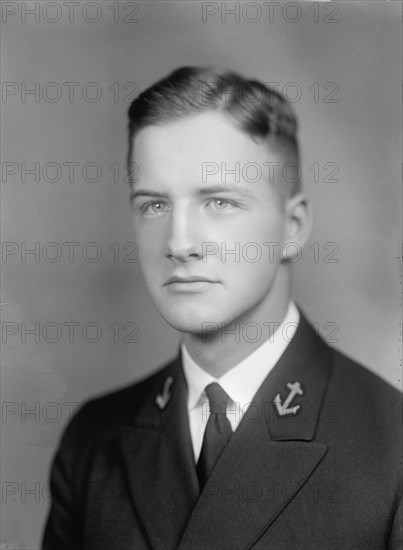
[132, 112, 277, 184]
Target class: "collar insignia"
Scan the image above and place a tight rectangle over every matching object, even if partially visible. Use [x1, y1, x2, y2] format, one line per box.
[274, 381, 304, 417]
[155, 376, 173, 410]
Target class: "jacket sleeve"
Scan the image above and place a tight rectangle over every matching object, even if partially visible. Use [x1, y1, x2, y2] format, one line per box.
[41, 404, 92, 550]
[388, 494, 402, 550]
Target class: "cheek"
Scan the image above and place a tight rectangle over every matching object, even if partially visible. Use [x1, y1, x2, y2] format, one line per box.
[222, 209, 284, 242]
[225, 256, 279, 292]
[211, 218, 285, 266]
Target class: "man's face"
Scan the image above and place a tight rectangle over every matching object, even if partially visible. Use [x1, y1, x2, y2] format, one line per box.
[132, 112, 290, 334]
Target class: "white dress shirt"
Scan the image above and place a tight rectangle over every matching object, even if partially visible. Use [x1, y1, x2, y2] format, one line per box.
[181, 301, 300, 461]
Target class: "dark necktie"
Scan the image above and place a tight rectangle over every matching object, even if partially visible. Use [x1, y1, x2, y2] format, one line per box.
[197, 382, 233, 488]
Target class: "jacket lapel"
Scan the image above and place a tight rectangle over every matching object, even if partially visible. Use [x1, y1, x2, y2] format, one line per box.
[178, 313, 333, 550]
[116, 354, 199, 550]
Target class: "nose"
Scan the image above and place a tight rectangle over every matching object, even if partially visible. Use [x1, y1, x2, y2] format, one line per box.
[165, 205, 201, 262]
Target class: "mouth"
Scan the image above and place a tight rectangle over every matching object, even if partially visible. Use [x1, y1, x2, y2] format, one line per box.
[164, 275, 219, 292]
[164, 275, 217, 285]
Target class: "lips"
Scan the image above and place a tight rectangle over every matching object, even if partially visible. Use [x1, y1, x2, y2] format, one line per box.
[164, 275, 217, 285]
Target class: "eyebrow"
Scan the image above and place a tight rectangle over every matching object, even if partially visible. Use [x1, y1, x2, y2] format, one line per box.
[130, 190, 166, 201]
[198, 184, 254, 198]
[130, 184, 254, 202]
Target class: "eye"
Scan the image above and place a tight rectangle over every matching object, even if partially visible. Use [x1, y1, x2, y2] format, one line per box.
[207, 198, 232, 210]
[141, 201, 169, 215]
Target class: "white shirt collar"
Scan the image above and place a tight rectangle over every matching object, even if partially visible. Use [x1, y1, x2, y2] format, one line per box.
[181, 301, 300, 412]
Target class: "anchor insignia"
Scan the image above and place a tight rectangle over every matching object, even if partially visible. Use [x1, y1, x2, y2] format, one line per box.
[155, 376, 173, 410]
[274, 381, 304, 417]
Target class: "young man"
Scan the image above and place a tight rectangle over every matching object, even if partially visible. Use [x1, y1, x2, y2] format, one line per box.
[42, 67, 402, 549]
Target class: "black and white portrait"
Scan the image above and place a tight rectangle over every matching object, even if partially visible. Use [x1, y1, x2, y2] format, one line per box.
[1, 2, 401, 549]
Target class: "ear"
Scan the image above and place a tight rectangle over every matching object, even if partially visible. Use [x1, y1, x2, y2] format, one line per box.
[281, 192, 313, 262]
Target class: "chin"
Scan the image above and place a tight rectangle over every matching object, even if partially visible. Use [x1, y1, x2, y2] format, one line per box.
[156, 303, 227, 335]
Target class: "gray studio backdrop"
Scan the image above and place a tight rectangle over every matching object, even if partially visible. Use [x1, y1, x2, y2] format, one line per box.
[1, 1, 401, 547]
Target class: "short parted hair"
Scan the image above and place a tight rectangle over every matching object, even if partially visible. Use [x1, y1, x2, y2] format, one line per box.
[127, 66, 301, 200]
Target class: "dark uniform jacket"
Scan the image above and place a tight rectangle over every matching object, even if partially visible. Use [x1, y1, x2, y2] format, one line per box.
[42, 313, 402, 549]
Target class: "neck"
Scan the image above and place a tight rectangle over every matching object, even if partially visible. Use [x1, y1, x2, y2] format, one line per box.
[182, 273, 291, 378]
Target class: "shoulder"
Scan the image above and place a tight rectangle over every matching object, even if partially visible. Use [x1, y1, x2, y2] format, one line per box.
[297, 310, 401, 415]
[58, 356, 178, 448]
[323, 344, 401, 446]
[329, 345, 401, 405]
